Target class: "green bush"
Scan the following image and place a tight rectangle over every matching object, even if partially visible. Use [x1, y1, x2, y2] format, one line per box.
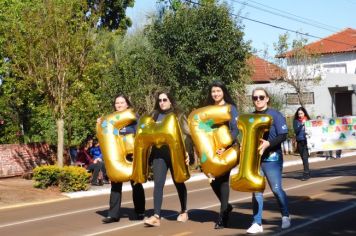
[32, 165, 91, 192]
[59, 166, 91, 192]
[33, 165, 61, 189]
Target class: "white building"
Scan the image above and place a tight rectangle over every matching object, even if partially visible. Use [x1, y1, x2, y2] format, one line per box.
[247, 28, 356, 118]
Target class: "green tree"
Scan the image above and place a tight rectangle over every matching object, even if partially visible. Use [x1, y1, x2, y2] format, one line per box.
[88, 0, 135, 32]
[0, 0, 104, 166]
[147, 0, 251, 111]
[96, 31, 175, 115]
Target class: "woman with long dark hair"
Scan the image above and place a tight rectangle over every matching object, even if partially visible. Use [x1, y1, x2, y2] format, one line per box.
[293, 106, 311, 181]
[144, 91, 190, 227]
[204, 80, 239, 229]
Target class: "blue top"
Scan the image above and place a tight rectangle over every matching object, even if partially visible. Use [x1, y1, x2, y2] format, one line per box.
[293, 119, 306, 141]
[256, 108, 288, 162]
[229, 104, 239, 143]
[89, 146, 103, 160]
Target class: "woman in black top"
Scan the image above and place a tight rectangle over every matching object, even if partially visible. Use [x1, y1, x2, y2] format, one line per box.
[101, 95, 146, 223]
[144, 92, 191, 227]
[204, 81, 239, 229]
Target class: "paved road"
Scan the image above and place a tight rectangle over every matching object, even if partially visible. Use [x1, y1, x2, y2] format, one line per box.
[0, 155, 355, 235]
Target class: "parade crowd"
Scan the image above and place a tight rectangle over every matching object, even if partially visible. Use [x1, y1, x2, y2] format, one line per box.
[70, 81, 346, 234]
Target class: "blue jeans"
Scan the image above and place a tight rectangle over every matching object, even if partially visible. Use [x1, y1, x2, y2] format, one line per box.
[252, 161, 289, 224]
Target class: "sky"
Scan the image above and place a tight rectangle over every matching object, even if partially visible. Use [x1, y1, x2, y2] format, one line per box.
[126, 0, 356, 57]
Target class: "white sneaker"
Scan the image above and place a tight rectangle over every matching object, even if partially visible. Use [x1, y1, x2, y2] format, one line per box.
[246, 223, 263, 234]
[281, 216, 291, 229]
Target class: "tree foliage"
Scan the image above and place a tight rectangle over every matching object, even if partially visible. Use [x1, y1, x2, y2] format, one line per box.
[0, 0, 254, 164]
[0, 0, 107, 165]
[274, 33, 321, 107]
[146, 0, 251, 110]
[88, 0, 135, 32]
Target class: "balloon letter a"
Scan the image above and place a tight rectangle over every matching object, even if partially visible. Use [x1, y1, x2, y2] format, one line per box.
[132, 113, 190, 183]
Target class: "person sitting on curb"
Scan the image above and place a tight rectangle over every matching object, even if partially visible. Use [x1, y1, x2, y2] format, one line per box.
[76, 137, 104, 186]
[89, 139, 109, 184]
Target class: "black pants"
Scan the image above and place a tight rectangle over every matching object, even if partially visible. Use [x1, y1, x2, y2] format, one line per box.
[87, 162, 103, 184]
[210, 170, 231, 215]
[152, 157, 187, 216]
[107, 181, 145, 219]
[297, 140, 310, 175]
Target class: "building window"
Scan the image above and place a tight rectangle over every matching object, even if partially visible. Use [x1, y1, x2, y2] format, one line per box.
[323, 64, 347, 74]
[286, 92, 314, 105]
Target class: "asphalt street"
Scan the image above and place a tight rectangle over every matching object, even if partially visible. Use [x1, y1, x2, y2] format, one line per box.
[0, 153, 355, 236]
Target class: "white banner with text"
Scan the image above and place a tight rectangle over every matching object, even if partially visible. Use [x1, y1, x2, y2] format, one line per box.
[304, 116, 356, 153]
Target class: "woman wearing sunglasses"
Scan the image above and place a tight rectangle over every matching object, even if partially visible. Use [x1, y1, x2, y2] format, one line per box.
[246, 87, 291, 234]
[144, 92, 191, 227]
[203, 80, 239, 229]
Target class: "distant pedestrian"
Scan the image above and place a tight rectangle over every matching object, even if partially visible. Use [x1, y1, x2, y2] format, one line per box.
[293, 107, 311, 181]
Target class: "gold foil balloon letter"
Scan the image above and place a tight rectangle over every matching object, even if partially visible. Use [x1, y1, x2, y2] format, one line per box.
[188, 105, 239, 178]
[96, 109, 136, 182]
[230, 114, 272, 192]
[132, 113, 190, 183]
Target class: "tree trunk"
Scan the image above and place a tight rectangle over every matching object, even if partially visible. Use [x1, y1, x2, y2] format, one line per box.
[57, 119, 64, 167]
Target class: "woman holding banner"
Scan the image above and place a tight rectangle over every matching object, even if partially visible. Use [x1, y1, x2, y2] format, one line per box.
[246, 87, 291, 234]
[100, 95, 146, 223]
[143, 92, 190, 227]
[293, 107, 311, 181]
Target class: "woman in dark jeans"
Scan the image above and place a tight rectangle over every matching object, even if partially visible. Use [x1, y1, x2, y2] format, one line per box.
[144, 91, 191, 227]
[293, 107, 311, 181]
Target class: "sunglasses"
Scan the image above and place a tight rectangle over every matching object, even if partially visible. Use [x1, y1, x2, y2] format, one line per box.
[159, 98, 168, 103]
[252, 95, 266, 101]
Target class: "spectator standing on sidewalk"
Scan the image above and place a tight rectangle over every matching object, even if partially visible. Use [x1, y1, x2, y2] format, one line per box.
[293, 107, 311, 181]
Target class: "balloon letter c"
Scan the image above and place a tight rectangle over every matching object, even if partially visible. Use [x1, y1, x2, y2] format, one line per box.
[132, 113, 190, 183]
[188, 105, 239, 178]
[230, 114, 272, 192]
[96, 109, 137, 182]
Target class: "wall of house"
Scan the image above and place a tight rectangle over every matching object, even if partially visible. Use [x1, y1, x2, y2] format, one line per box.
[320, 52, 356, 74]
[286, 52, 356, 78]
[246, 73, 356, 118]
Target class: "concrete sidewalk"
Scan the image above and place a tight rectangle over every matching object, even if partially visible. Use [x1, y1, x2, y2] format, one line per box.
[63, 150, 356, 199]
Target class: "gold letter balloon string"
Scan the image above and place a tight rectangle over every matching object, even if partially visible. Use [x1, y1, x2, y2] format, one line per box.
[131, 113, 190, 184]
[188, 105, 239, 178]
[96, 109, 137, 182]
[230, 114, 272, 192]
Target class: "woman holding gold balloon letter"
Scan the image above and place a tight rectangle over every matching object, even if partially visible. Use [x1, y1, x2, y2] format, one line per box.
[101, 95, 146, 224]
[144, 92, 190, 227]
[246, 88, 291, 234]
[203, 81, 239, 229]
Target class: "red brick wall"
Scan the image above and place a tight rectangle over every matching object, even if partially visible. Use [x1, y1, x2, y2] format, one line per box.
[0, 143, 58, 178]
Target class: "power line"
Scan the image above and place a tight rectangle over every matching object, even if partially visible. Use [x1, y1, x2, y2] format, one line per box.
[183, 0, 354, 47]
[231, 0, 341, 33]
